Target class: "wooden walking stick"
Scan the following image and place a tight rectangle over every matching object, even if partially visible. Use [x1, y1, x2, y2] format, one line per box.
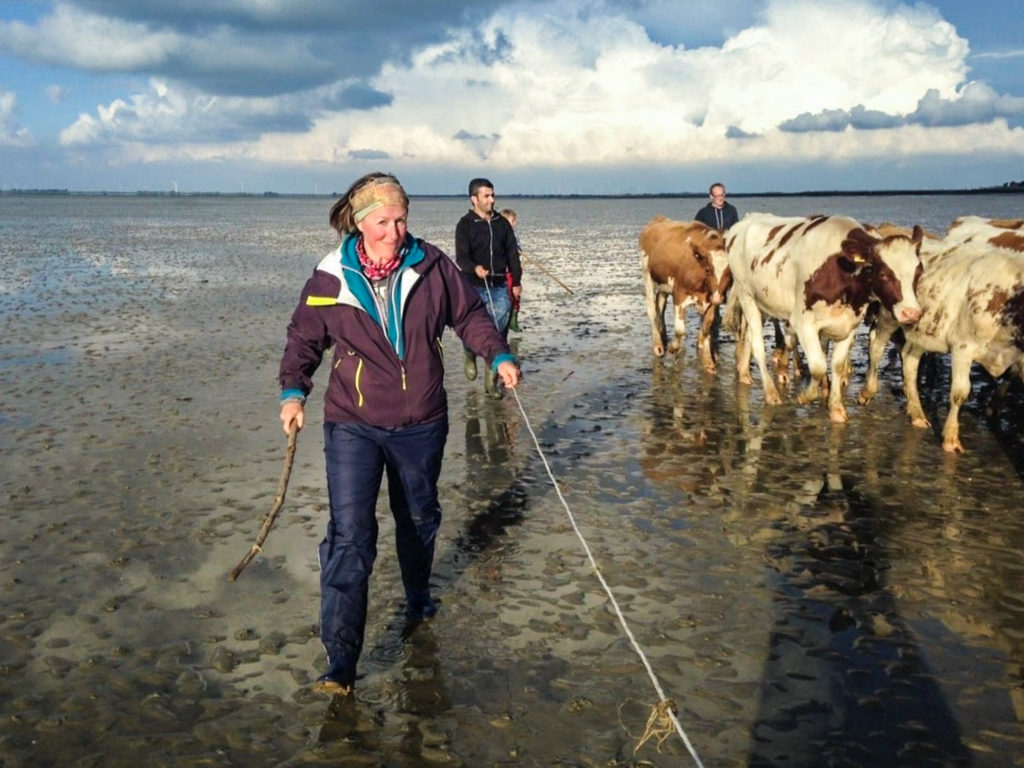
[228, 422, 299, 582]
[519, 251, 574, 295]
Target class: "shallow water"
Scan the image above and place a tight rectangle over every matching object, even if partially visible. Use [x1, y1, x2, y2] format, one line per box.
[1, 193, 1023, 767]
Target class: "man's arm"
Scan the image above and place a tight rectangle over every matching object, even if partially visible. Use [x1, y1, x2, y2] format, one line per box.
[454, 217, 476, 274]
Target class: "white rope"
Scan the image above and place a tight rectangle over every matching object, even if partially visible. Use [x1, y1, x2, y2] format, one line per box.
[508, 386, 705, 768]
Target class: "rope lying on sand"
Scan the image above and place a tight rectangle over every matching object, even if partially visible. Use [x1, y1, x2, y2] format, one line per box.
[228, 422, 298, 582]
[510, 387, 705, 767]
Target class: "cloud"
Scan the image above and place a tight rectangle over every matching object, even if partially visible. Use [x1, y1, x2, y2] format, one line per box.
[909, 81, 1024, 126]
[726, 125, 760, 139]
[970, 49, 1024, 61]
[0, 1, 514, 96]
[0, 88, 34, 147]
[347, 148, 390, 160]
[45, 84, 70, 104]
[58, 79, 314, 146]
[6, 0, 1024, 183]
[780, 81, 1024, 133]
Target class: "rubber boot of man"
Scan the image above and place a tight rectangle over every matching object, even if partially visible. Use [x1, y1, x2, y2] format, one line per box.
[509, 310, 521, 333]
[463, 348, 477, 381]
[484, 368, 502, 398]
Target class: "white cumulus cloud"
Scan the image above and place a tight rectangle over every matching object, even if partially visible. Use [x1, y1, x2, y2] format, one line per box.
[0, 88, 35, 147]
[8, 0, 1024, 185]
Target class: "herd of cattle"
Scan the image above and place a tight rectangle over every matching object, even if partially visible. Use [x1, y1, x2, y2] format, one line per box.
[639, 211, 1024, 452]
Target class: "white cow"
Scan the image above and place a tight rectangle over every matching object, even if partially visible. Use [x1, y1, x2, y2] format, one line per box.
[725, 213, 923, 422]
[858, 217, 1024, 452]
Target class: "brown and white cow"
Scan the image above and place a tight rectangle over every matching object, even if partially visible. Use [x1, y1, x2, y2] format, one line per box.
[725, 213, 923, 422]
[857, 216, 1024, 452]
[639, 216, 730, 372]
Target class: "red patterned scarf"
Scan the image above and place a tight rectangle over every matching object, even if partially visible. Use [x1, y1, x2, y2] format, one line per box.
[356, 236, 402, 281]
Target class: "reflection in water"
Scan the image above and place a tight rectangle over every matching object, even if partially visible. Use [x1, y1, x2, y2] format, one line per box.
[456, 391, 529, 557]
[750, 475, 971, 767]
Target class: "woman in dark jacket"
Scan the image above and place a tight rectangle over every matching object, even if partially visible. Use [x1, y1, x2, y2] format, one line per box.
[278, 172, 520, 695]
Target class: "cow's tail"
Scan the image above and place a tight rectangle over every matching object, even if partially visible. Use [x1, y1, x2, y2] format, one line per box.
[722, 290, 743, 334]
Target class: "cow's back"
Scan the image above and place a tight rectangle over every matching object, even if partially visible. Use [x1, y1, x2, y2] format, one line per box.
[946, 216, 1024, 255]
[726, 213, 860, 317]
[911, 242, 1024, 365]
[640, 216, 722, 287]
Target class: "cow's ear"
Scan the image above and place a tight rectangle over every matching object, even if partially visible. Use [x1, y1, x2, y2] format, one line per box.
[911, 224, 924, 254]
[837, 254, 864, 273]
[840, 229, 876, 264]
[838, 240, 874, 274]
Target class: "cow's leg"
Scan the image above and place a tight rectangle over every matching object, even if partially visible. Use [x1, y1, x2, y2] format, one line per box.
[643, 272, 666, 357]
[793, 321, 828, 406]
[901, 343, 931, 429]
[735, 313, 754, 384]
[770, 319, 789, 381]
[696, 302, 717, 373]
[667, 292, 690, 356]
[790, 325, 805, 380]
[987, 359, 1024, 418]
[857, 318, 897, 405]
[739, 297, 781, 404]
[826, 333, 857, 422]
[942, 350, 973, 453]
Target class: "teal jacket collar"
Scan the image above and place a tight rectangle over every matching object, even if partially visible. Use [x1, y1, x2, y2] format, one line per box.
[339, 233, 425, 359]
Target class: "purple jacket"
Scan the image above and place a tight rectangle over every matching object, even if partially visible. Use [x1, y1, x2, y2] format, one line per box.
[280, 234, 515, 427]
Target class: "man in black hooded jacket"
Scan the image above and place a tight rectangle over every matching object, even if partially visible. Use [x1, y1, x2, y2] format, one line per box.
[455, 178, 522, 396]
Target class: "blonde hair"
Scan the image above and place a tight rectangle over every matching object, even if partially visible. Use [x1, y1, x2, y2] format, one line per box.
[329, 172, 409, 235]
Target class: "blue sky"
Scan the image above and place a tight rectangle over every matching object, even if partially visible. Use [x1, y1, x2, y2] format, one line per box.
[1, 0, 1022, 194]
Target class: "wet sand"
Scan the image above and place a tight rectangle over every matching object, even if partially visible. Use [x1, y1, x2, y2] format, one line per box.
[2, 195, 1023, 767]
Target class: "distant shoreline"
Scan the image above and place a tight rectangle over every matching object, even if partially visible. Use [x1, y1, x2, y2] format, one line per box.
[2, 186, 1022, 199]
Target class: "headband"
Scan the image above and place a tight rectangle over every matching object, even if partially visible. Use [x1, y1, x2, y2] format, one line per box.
[351, 181, 406, 223]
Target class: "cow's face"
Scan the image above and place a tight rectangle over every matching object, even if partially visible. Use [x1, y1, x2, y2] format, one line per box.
[871, 225, 924, 324]
[690, 226, 730, 304]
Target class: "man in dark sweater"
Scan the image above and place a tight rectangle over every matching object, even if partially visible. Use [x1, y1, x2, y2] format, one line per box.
[695, 182, 739, 231]
[455, 178, 522, 396]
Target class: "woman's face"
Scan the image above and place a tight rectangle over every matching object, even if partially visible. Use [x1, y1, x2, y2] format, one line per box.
[357, 204, 408, 261]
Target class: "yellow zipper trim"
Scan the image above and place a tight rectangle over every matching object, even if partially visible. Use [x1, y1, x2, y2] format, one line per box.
[354, 358, 365, 406]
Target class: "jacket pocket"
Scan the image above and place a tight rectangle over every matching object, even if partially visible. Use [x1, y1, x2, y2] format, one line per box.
[334, 350, 365, 408]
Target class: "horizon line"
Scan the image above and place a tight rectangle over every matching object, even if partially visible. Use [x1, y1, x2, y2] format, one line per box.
[3, 183, 1023, 199]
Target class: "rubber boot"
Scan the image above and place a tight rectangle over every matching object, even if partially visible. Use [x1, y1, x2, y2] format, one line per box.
[509, 309, 521, 333]
[463, 348, 477, 381]
[484, 368, 502, 398]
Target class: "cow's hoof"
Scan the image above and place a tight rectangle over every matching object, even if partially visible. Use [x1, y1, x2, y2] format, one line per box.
[942, 438, 964, 453]
[856, 391, 874, 406]
[652, 346, 665, 357]
[911, 416, 931, 429]
[829, 407, 849, 423]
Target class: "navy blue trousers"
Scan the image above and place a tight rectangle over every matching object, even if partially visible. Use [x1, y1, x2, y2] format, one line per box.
[319, 416, 448, 676]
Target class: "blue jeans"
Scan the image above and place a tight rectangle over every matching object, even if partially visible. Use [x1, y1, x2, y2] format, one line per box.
[319, 416, 448, 675]
[474, 284, 512, 337]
